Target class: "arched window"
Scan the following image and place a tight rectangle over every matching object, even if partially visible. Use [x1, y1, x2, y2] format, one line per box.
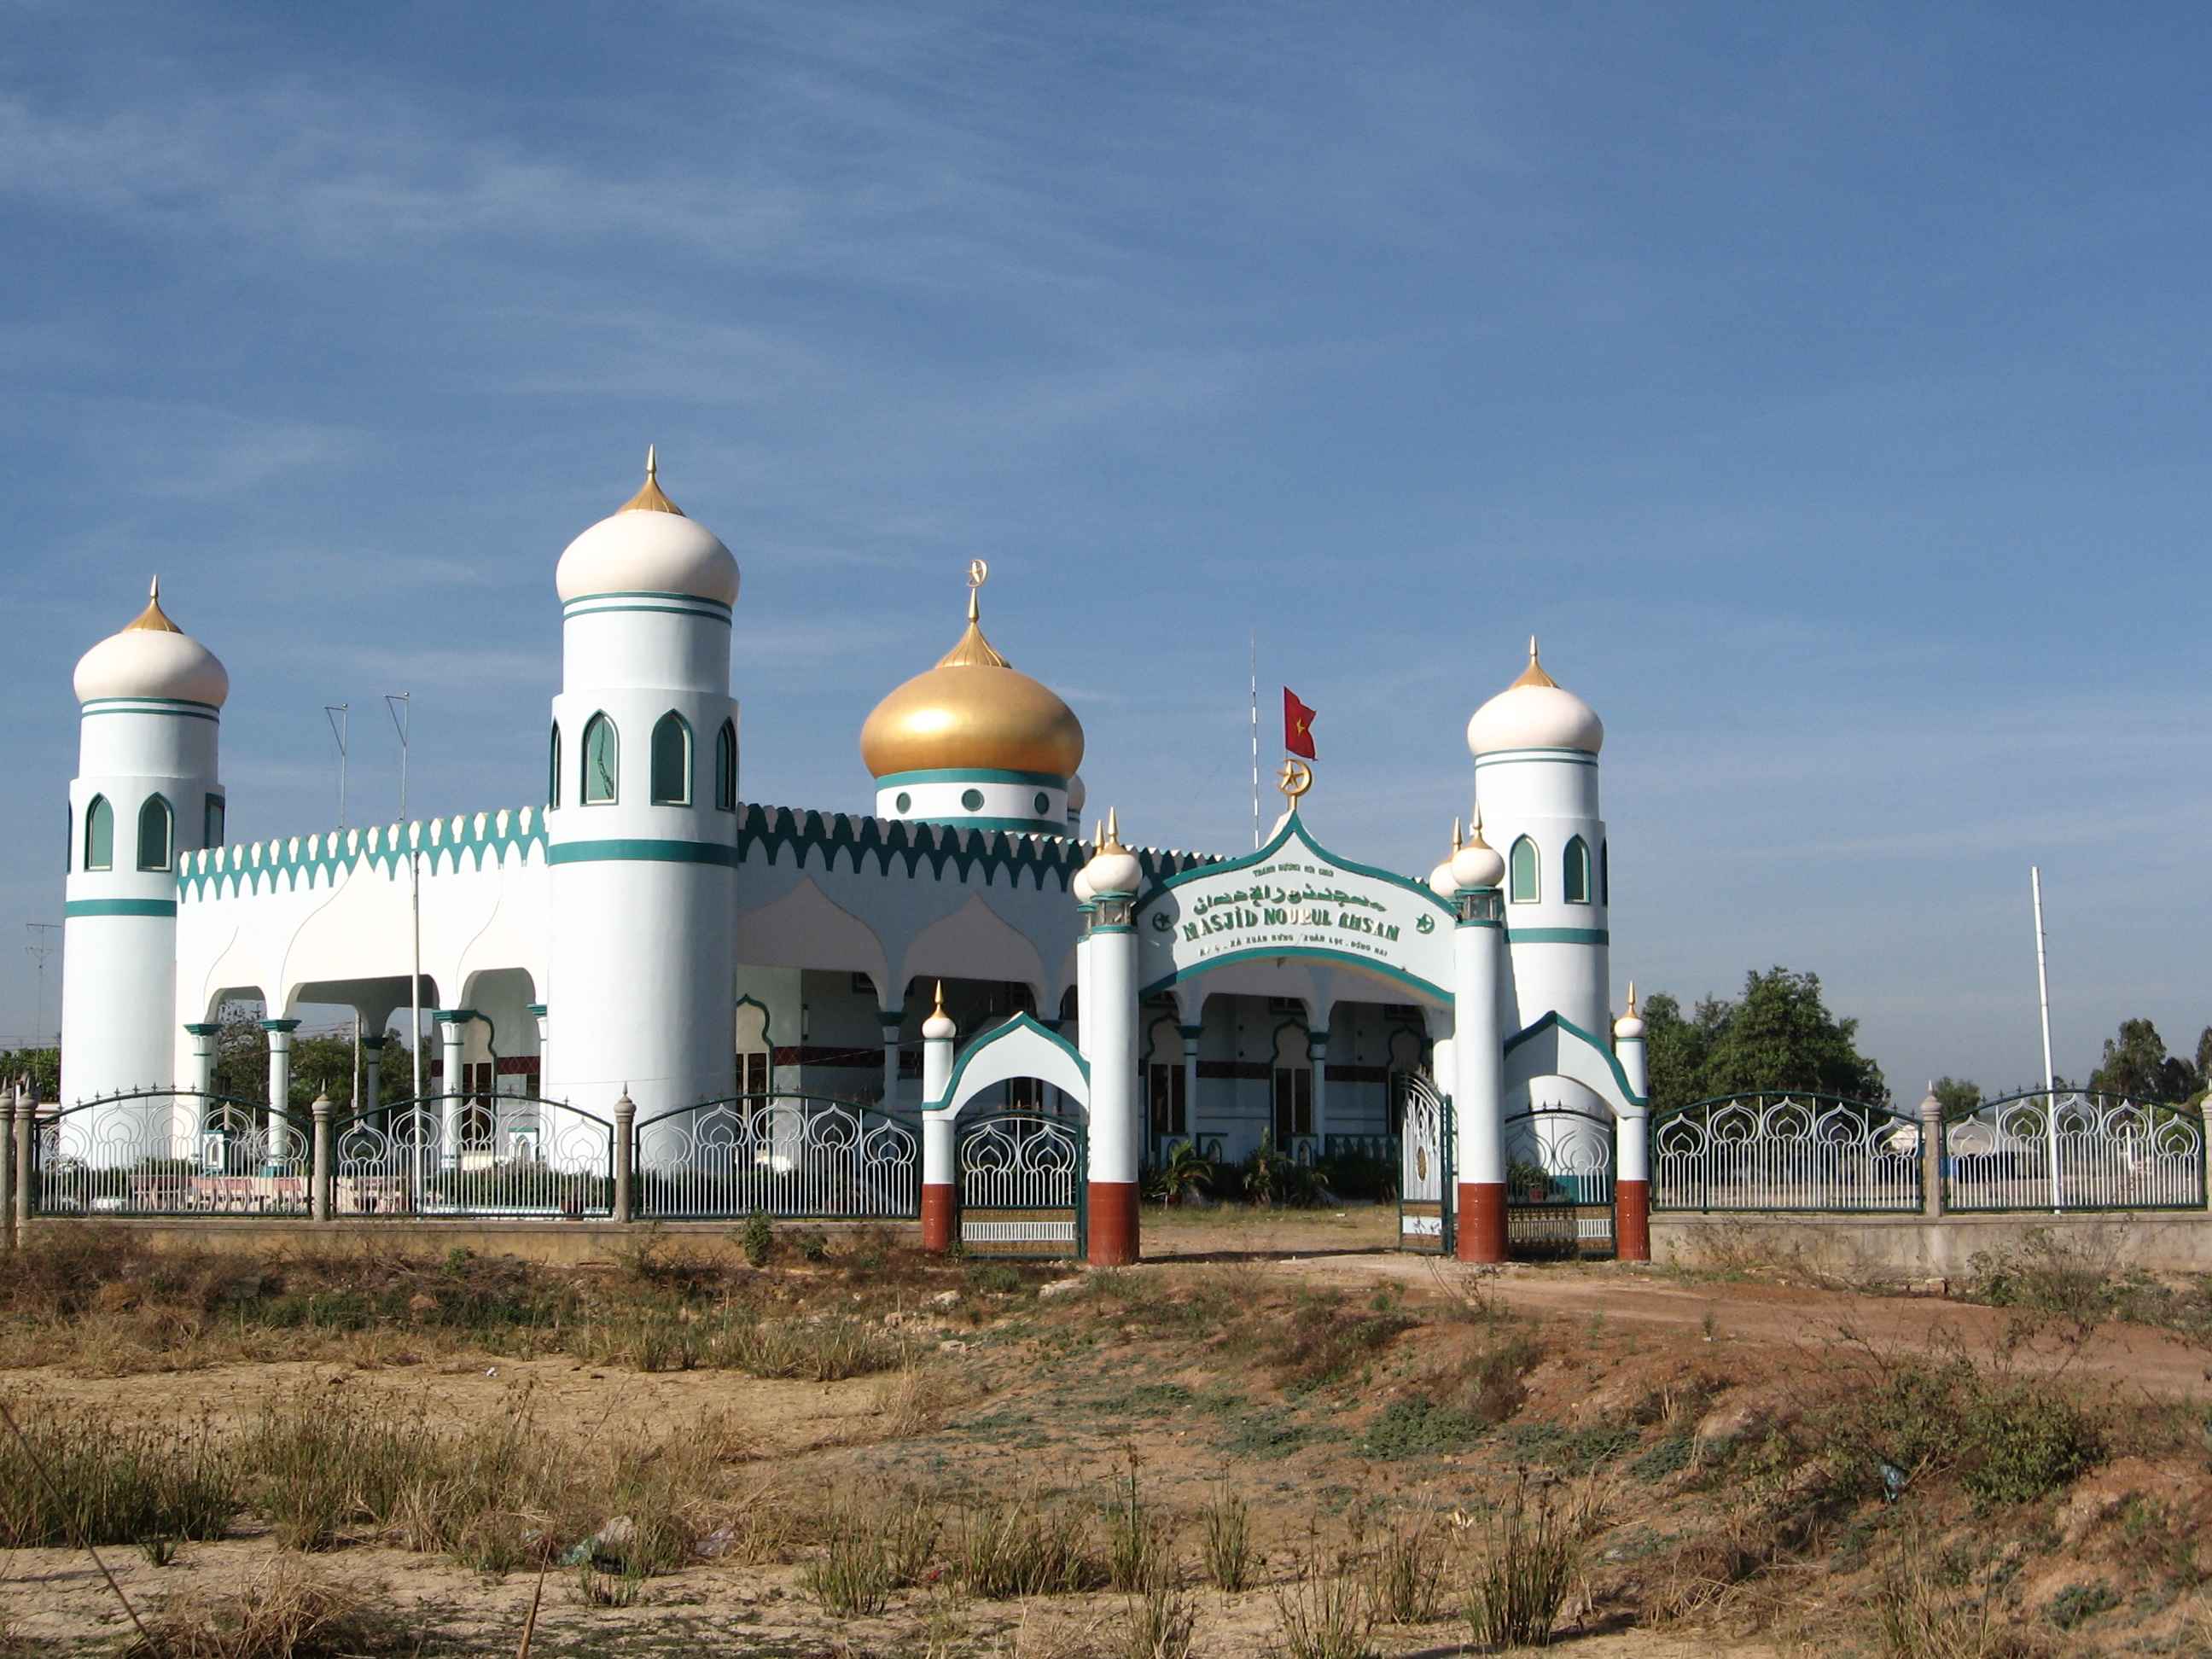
[84, 796, 114, 871]
[581, 713, 619, 804]
[1563, 835, 1592, 905]
[650, 712, 692, 806]
[547, 723, 562, 808]
[1509, 835, 1540, 904]
[203, 794, 225, 847]
[1600, 840, 1609, 905]
[137, 795, 174, 871]
[714, 719, 736, 811]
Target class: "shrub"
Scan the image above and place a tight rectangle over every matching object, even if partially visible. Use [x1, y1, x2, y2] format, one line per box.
[737, 1212, 774, 1268]
[1241, 1136, 1322, 1208]
[1959, 1385, 2100, 1508]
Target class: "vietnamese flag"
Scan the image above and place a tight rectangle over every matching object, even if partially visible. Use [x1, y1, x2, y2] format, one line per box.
[1284, 688, 1318, 759]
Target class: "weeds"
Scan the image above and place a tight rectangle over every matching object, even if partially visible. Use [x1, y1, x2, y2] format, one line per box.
[1273, 1528, 1375, 1659]
[955, 1491, 1108, 1598]
[800, 1514, 894, 1616]
[1122, 1579, 1196, 1659]
[1462, 1477, 1579, 1649]
[0, 1411, 236, 1547]
[1199, 1476, 1252, 1592]
[1371, 1508, 1447, 1624]
[124, 1558, 422, 1658]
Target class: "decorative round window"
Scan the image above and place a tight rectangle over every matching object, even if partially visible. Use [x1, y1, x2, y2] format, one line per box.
[894, 792, 912, 813]
[1033, 792, 1051, 817]
[961, 789, 986, 812]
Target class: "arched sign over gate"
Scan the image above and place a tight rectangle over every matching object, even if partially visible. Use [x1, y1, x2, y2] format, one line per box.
[1134, 811, 1455, 1001]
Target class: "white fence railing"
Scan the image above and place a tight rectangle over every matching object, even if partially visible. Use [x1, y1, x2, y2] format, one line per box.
[633, 1096, 918, 1220]
[1945, 1091, 2203, 1213]
[1652, 1093, 1922, 1213]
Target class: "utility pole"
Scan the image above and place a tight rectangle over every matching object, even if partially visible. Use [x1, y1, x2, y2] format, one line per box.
[2031, 866, 2060, 1211]
[25, 923, 59, 1049]
[386, 693, 422, 1099]
[325, 702, 351, 828]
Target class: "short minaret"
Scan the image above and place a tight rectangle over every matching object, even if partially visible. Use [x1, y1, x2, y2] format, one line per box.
[1466, 638, 1610, 1045]
[1449, 812, 1509, 1263]
[64, 579, 230, 1108]
[545, 451, 742, 1129]
[919, 984, 958, 1253]
[1612, 984, 1651, 1262]
[1078, 811, 1143, 1266]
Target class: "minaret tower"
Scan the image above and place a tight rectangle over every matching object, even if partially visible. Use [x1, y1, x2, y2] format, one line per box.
[1465, 638, 1610, 1045]
[544, 451, 742, 1126]
[64, 579, 230, 1103]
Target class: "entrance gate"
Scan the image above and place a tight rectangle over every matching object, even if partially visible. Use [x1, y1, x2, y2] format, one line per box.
[1397, 1074, 1453, 1254]
[1504, 1104, 1615, 1260]
[956, 1109, 1085, 1258]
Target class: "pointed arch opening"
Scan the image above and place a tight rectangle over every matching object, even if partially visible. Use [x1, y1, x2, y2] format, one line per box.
[137, 795, 174, 871]
[1509, 835, 1540, 904]
[650, 712, 692, 806]
[547, 722, 562, 808]
[714, 719, 737, 812]
[581, 713, 619, 804]
[1563, 835, 1592, 905]
[84, 795, 114, 872]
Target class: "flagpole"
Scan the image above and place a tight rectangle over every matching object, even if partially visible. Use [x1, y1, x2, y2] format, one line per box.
[1249, 632, 1260, 850]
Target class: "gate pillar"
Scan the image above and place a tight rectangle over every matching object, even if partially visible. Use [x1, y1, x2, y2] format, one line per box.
[1080, 814, 1143, 1266]
[1449, 829, 1508, 1263]
[1612, 992, 1650, 1262]
[920, 987, 957, 1253]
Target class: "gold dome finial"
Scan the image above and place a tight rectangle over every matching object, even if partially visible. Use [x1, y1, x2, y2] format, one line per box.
[125, 576, 182, 634]
[1450, 816, 1462, 853]
[1509, 633, 1558, 690]
[1466, 804, 1492, 850]
[934, 980, 946, 1018]
[619, 445, 684, 515]
[1103, 807, 1126, 852]
[935, 560, 1011, 669]
[1625, 981, 1638, 1017]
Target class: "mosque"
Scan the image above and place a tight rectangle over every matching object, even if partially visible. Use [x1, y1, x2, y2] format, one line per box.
[55, 452, 1650, 1264]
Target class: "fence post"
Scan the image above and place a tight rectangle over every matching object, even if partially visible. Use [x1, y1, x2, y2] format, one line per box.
[311, 1091, 333, 1222]
[612, 1092, 635, 1224]
[13, 1084, 33, 1241]
[1918, 1086, 1944, 1218]
[0, 1083, 17, 1252]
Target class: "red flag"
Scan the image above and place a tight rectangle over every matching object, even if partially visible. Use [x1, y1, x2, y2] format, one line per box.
[1284, 688, 1318, 759]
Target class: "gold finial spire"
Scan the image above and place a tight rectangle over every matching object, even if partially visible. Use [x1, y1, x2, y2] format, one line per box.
[1466, 804, 1492, 850]
[1450, 816, 1462, 853]
[936, 560, 1011, 669]
[1625, 981, 1639, 1016]
[933, 980, 946, 1018]
[619, 445, 684, 515]
[1509, 633, 1558, 690]
[125, 575, 182, 634]
[1103, 806, 1126, 851]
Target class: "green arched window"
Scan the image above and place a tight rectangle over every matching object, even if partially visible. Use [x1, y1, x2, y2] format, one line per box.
[714, 719, 736, 811]
[1563, 835, 1592, 905]
[581, 714, 619, 804]
[547, 723, 562, 808]
[1509, 835, 1540, 904]
[1599, 840, 1609, 905]
[84, 796, 114, 871]
[137, 795, 174, 871]
[650, 712, 692, 806]
[203, 794, 225, 847]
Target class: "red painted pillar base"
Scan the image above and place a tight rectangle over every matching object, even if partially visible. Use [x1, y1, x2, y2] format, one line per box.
[1087, 1181, 1140, 1266]
[1456, 1182, 1506, 1263]
[920, 1184, 955, 1254]
[1615, 1179, 1650, 1263]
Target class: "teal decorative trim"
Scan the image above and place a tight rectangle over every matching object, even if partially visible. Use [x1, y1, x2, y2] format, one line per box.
[433, 1010, 479, 1026]
[928, 1012, 1090, 1115]
[876, 1009, 905, 1026]
[1139, 945, 1449, 1006]
[1456, 917, 1503, 929]
[64, 898, 177, 918]
[258, 1018, 301, 1033]
[177, 806, 550, 899]
[735, 802, 1214, 894]
[1090, 923, 1135, 934]
[876, 767, 1068, 789]
[80, 696, 220, 722]
[550, 838, 740, 868]
[566, 604, 734, 622]
[1503, 1010, 1645, 1107]
[183, 1022, 220, 1036]
[563, 591, 733, 620]
[1508, 927, 1610, 946]
[913, 815, 1068, 835]
[1473, 748, 1598, 768]
[1136, 806, 1452, 920]
[525, 1003, 547, 1017]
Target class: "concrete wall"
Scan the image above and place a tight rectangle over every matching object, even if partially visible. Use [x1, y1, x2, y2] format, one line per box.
[1653, 1210, 2212, 1278]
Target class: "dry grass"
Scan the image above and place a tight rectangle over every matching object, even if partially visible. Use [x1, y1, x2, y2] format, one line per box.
[123, 1558, 422, 1658]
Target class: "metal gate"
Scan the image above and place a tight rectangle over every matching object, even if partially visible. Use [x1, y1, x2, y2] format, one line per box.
[1397, 1074, 1453, 1253]
[632, 1094, 919, 1220]
[329, 1092, 614, 1218]
[957, 1110, 1085, 1258]
[1504, 1104, 1615, 1260]
[33, 1091, 314, 1217]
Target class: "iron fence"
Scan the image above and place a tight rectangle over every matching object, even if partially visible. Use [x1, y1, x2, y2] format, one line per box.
[1945, 1091, 2203, 1213]
[1505, 1104, 1615, 1257]
[329, 1093, 613, 1218]
[1650, 1091, 1921, 1213]
[33, 1091, 313, 1218]
[632, 1094, 918, 1220]
[958, 1109, 1084, 1257]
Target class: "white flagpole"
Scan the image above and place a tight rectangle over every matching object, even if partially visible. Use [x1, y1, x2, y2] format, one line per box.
[1249, 632, 1260, 849]
[2032, 865, 2059, 1211]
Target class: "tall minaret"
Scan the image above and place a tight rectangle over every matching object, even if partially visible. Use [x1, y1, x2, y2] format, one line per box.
[1465, 637, 1610, 1045]
[544, 451, 742, 1131]
[64, 579, 230, 1103]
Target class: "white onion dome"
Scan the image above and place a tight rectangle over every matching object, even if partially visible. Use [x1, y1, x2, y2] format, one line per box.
[1082, 810, 1142, 896]
[1466, 637, 1604, 756]
[1613, 984, 1645, 1042]
[1450, 812, 1506, 892]
[73, 579, 230, 707]
[922, 983, 958, 1043]
[1067, 773, 1087, 815]
[860, 580, 1085, 780]
[555, 448, 741, 607]
[1426, 818, 1463, 900]
[1071, 863, 1096, 905]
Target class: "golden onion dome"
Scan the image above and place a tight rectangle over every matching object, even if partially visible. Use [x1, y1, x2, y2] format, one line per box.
[860, 579, 1085, 781]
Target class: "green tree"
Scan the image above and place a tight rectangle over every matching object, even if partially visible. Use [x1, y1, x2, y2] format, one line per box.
[1930, 1076, 1981, 1118]
[0, 1048, 60, 1102]
[207, 999, 417, 1111]
[1638, 967, 1887, 1109]
[1638, 991, 1723, 1116]
[2087, 1018, 2197, 1103]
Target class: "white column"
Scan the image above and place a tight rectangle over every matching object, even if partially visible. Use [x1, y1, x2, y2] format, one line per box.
[1084, 911, 1140, 1262]
[359, 1037, 384, 1116]
[879, 1008, 904, 1109]
[920, 996, 957, 1251]
[1180, 1026, 1201, 1146]
[529, 1003, 549, 1100]
[1614, 1005, 1651, 1262]
[186, 1023, 218, 1105]
[1452, 900, 1507, 1262]
[262, 1018, 298, 1172]
[437, 1012, 469, 1165]
[1307, 1026, 1330, 1147]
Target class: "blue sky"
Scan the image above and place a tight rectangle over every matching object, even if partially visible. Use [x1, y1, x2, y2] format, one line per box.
[4, 1, 2206, 1092]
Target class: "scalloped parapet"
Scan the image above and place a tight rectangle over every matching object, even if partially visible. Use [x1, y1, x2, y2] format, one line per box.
[177, 806, 550, 902]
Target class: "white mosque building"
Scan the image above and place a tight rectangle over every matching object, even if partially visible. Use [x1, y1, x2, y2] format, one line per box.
[56, 453, 1644, 1261]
